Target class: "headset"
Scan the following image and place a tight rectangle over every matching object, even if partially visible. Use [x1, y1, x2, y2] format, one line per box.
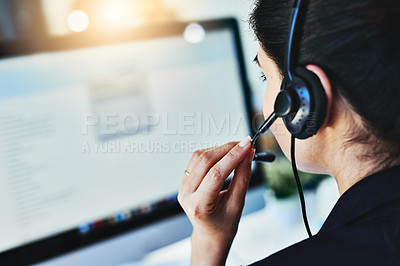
[252, 0, 327, 237]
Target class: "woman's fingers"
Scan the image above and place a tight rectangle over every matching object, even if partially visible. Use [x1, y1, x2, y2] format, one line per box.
[180, 147, 212, 195]
[227, 149, 255, 210]
[196, 137, 252, 209]
[186, 147, 211, 173]
[183, 142, 238, 193]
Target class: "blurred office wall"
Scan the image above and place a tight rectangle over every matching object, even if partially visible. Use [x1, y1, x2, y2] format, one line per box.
[0, 0, 46, 41]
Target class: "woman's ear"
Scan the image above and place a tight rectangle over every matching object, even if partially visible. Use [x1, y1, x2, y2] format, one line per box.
[306, 64, 334, 127]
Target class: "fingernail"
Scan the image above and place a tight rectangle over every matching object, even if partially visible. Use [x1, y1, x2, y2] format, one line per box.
[239, 136, 251, 147]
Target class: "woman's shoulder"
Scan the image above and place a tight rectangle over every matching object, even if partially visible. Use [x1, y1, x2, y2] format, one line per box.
[252, 209, 400, 266]
[251, 165, 400, 266]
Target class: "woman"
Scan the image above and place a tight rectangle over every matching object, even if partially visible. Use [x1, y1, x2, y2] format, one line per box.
[178, 0, 400, 265]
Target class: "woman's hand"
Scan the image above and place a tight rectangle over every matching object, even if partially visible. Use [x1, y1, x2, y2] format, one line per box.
[178, 136, 255, 266]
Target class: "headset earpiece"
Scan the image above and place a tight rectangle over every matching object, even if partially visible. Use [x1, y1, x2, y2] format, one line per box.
[280, 66, 327, 139]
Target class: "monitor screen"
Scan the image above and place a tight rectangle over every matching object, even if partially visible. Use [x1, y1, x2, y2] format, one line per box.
[0, 19, 259, 263]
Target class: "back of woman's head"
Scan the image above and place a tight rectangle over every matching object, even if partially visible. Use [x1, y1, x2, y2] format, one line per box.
[251, 0, 400, 167]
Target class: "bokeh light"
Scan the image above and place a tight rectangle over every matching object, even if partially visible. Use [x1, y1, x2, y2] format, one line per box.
[183, 23, 206, 44]
[103, 2, 126, 23]
[67, 10, 90, 33]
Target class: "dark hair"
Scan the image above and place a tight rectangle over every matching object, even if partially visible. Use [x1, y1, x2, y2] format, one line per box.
[250, 0, 400, 167]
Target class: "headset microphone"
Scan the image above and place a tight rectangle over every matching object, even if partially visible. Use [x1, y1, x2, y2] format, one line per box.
[253, 152, 276, 163]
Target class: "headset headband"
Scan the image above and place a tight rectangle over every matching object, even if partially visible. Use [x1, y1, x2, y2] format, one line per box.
[284, 0, 303, 82]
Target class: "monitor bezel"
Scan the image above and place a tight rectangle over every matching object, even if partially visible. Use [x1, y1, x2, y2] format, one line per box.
[0, 18, 264, 265]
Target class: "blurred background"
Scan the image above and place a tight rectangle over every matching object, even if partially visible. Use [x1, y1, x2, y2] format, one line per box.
[0, 0, 339, 265]
[0, 0, 263, 100]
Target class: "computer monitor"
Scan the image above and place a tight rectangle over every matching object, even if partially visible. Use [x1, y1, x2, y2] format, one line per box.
[0, 18, 264, 264]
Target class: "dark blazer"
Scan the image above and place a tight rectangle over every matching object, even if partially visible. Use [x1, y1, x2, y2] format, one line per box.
[252, 165, 400, 266]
